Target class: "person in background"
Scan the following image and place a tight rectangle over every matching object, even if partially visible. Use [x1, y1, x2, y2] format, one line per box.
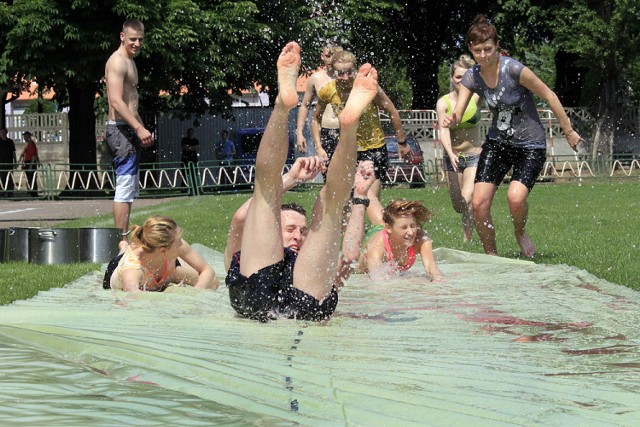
[103, 215, 219, 292]
[181, 128, 200, 166]
[0, 128, 17, 198]
[436, 55, 483, 243]
[17, 131, 40, 198]
[442, 15, 582, 258]
[312, 50, 411, 219]
[217, 130, 236, 162]
[104, 19, 155, 250]
[296, 41, 343, 180]
[216, 129, 236, 187]
[359, 197, 444, 282]
[180, 128, 200, 192]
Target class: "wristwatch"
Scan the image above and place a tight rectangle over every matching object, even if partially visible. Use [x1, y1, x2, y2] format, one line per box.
[351, 197, 370, 207]
[397, 139, 408, 145]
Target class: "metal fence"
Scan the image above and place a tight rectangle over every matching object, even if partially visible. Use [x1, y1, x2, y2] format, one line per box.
[1, 154, 638, 201]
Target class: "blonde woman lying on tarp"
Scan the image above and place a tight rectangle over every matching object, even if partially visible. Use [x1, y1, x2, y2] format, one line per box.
[103, 215, 219, 292]
[358, 198, 444, 282]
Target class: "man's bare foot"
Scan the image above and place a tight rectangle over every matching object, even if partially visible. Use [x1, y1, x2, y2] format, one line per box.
[517, 233, 535, 258]
[276, 41, 301, 108]
[339, 64, 378, 126]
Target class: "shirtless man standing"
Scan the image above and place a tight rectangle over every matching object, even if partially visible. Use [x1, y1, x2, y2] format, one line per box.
[295, 42, 342, 178]
[105, 19, 155, 250]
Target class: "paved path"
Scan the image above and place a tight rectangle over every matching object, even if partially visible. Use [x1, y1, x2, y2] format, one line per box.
[0, 198, 175, 228]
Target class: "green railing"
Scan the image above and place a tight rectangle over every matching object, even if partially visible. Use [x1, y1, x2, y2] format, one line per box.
[1, 154, 638, 201]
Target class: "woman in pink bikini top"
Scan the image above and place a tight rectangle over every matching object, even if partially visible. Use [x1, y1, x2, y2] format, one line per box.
[359, 199, 444, 281]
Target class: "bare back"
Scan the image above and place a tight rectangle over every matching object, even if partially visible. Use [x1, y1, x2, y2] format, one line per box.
[311, 69, 339, 129]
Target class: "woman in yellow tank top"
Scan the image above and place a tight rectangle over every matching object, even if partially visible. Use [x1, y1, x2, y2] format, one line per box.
[436, 55, 484, 242]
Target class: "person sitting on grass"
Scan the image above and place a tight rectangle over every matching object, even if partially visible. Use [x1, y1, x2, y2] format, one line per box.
[103, 215, 219, 292]
[225, 41, 380, 322]
[358, 197, 444, 282]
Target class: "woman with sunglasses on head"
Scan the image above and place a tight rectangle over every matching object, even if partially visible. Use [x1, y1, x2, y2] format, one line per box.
[295, 41, 343, 168]
[312, 50, 411, 219]
[436, 54, 484, 243]
[442, 15, 582, 258]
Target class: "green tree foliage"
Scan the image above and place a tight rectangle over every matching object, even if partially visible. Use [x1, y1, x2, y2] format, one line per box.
[0, 0, 24, 127]
[0, 0, 267, 165]
[496, 0, 640, 157]
[4, 0, 638, 165]
[297, 0, 494, 109]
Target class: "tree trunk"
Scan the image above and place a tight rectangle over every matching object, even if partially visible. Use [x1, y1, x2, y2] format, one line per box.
[59, 81, 108, 197]
[409, 55, 440, 110]
[401, 1, 440, 109]
[1, 90, 20, 128]
[554, 50, 587, 107]
[67, 81, 97, 166]
[591, 75, 617, 160]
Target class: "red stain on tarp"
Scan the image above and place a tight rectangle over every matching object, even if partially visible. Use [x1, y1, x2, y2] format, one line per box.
[127, 375, 160, 386]
[561, 345, 636, 355]
[513, 333, 568, 342]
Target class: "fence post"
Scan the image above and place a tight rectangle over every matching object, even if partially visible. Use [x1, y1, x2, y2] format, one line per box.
[188, 161, 200, 196]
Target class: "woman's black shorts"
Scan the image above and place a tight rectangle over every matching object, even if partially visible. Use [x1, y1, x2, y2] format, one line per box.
[475, 138, 546, 191]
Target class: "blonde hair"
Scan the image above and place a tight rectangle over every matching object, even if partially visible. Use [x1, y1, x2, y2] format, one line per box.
[331, 50, 357, 67]
[129, 215, 181, 253]
[451, 54, 475, 76]
[382, 199, 432, 227]
[449, 54, 476, 91]
[328, 45, 343, 57]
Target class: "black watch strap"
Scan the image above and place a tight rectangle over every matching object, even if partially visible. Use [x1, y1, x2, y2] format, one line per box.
[352, 197, 370, 207]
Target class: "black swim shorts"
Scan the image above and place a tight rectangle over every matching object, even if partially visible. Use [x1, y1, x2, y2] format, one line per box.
[475, 138, 546, 191]
[226, 248, 339, 322]
[320, 128, 340, 180]
[357, 145, 389, 180]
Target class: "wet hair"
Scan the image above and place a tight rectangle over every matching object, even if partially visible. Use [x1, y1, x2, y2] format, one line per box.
[331, 50, 357, 68]
[382, 199, 432, 227]
[122, 19, 144, 33]
[465, 14, 498, 47]
[450, 54, 475, 76]
[128, 215, 181, 253]
[281, 203, 307, 217]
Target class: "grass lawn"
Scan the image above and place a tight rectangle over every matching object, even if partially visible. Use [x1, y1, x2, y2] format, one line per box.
[1, 179, 638, 305]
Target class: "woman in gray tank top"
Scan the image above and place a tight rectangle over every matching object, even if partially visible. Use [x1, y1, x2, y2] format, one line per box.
[442, 15, 583, 259]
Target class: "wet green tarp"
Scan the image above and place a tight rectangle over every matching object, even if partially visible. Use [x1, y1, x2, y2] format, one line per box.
[0, 245, 638, 426]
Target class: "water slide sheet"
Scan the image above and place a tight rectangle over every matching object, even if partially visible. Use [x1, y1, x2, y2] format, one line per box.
[0, 245, 638, 426]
